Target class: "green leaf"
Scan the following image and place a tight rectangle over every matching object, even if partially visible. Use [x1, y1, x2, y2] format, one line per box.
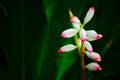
[100, 40, 112, 57]
[110, 21, 120, 43]
[56, 51, 77, 80]
[100, 21, 120, 57]
[43, 0, 60, 23]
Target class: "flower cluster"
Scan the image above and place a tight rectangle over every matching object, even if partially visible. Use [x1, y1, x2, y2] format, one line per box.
[58, 6, 103, 71]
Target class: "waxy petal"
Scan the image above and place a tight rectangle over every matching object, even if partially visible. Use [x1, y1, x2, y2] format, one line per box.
[58, 44, 77, 52]
[85, 51, 101, 61]
[86, 30, 97, 37]
[72, 23, 80, 30]
[86, 30, 103, 41]
[84, 41, 93, 53]
[84, 6, 95, 24]
[80, 28, 86, 42]
[61, 29, 78, 38]
[70, 16, 80, 23]
[86, 62, 102, 71]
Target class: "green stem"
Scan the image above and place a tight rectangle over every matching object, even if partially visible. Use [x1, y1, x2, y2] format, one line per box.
[74, 34, 85, 80]
[74, 23, 86, 80]
[79, 42, 85, 80]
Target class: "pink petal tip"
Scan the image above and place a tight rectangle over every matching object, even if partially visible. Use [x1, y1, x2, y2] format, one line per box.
[58, 48, 63, 52]
[95, 34, 103, 39]
[70, 16, 79, 23]
[90, 6, 95, 11]
[94, 57, 101, 62]
[88, 49, 93, 53]
[94, 66, 102, 70]
[61, 33, 65, 37]
[70, 16, 75, 22]
[81, 38, 86, 42]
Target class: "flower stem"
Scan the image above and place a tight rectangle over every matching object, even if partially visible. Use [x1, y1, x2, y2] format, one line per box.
[79, 42, 86, 80]
[74, 26, 86, 80]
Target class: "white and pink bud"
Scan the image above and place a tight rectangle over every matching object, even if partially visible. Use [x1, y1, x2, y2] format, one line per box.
[58, 44, 77, 52]
[70, 16, 80, 23]
[61, 28, 78, 38]
[86, 30, 103, 41]
[80, 28, 86, 42]
[84, 6, 95, 24]
[70, 16, 81, 30]
[86, 62, 102, 71]
[85, 51, 101, 61]
[84, 41, 93, 53]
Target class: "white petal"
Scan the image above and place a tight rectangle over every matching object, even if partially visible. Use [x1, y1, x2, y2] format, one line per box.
[86, 37, 96, 41]
[72, 23, 80, 30]
[80, 28, 86, 42]
[84, 41, 93, 53]
[86, 62, 102, 71]
[86, 30, 97, 37]
[61, 29, 78, 38]
[85, 51, 101, 61]
[70, 16, 81, 30]
[86, 30, 103, 41]
[84, 6, 95, 24]
[58, 44, 77, 52]
[70, 16, 80, 23]
[86, 30, 97, 41]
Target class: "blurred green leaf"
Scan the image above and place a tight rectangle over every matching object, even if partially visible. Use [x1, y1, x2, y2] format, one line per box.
[100, 22, 120, 57]
[56, 51, 77, 80]
[24, 1, 48, 80]
[111, 22, 120, 43]
[43, 0, 60, 23]
[100, 40, 112, 57]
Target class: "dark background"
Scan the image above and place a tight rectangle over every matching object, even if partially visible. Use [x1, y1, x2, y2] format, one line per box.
[0, 0, 120, 80]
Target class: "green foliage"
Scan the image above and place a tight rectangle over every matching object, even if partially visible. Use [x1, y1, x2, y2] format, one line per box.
[111, 22, 120, 43]
[56, 51, 77, 80]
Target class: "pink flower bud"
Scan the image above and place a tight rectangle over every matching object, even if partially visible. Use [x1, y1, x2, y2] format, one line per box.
[58, 44, 77, 52]
[86, 62, 102, 71]
[70, 16, 80, 23]
[84, 41, 93, 53]
[61, 28, 78, 38]
[80, 28, 86, 42]
[84, 6, 95, 24]
[86, 30, 103, 41]
[85, 51, 101, 61]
